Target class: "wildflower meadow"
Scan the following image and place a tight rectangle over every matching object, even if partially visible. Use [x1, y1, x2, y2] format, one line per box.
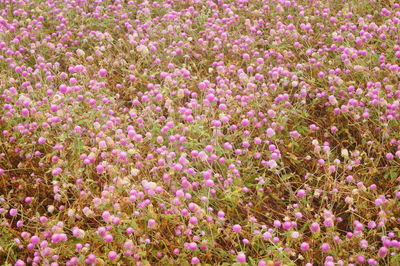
[1, 0, 400, 265]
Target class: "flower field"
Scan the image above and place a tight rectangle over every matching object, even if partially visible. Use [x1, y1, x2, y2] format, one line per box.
[1, 0, 400, 265]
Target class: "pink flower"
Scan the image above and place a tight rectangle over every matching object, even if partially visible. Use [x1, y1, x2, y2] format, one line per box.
[300, 242, 310, 251]
[148, 219, 156, 228]
[232, 224, 242, 233]
[237, 252, 246, 263]
[321, 243, 330, 252]
[310, 222, 320, 233]
[98, 69, 107, 76]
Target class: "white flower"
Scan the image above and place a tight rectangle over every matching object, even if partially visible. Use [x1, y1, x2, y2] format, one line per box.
[341, 148, 349, 158]
[136, 45, 149, 55]
[131, 168, 139, 176]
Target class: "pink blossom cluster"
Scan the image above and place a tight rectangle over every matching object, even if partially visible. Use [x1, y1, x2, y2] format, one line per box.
[0, 0, 400, 265]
